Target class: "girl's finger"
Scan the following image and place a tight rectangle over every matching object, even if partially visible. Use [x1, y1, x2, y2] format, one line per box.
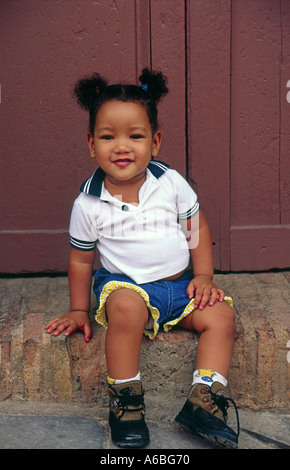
[194, 287, 203, 308]
[199, 288, 211, 310]
[44, 318, 61, 330]
[218, 289, 225, 302]
[209, 289, 218, 306]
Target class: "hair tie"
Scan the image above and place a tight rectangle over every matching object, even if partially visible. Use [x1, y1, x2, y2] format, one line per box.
[95, 86, 100, 95]
[141, 83, 148, 92]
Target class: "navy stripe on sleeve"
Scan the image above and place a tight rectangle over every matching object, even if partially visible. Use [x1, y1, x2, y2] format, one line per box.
[178, 202, 200, 220]
[70, 236, 96, 251]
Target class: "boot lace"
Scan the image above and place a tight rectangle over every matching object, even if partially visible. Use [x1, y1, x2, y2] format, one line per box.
[209, 389, 240, 437]
[113, 387, 145, 418]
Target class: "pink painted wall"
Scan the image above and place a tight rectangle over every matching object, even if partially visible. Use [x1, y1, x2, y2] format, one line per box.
[0, 0, 186, 273]
[230, 0, 290, 270]
[0, 0, 289, 273]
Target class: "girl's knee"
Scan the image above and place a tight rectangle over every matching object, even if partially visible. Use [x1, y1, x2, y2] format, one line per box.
[212, 301, 235, 331]
[106, 289, 148, 327]
[190, 301, 235, 334]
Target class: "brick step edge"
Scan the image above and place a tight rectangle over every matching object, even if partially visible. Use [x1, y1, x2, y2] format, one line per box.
[0, 317, 289, 414]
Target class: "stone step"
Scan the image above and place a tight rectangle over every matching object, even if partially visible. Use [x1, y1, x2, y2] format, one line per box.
[0, 273, 289, 421]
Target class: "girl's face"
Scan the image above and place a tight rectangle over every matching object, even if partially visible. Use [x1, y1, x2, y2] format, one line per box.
[87, 100, 161, 190]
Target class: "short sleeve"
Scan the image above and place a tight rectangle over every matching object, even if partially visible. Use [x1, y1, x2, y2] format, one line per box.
[69, 196, 98, 251]
[172, 171, 199, 220]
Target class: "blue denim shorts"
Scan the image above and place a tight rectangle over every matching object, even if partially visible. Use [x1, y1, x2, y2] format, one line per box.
[93, 268, 199, 339]
[93, 268, 233, 339]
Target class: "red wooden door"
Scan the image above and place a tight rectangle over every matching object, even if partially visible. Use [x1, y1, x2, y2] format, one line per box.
[1, 0, 289, 273]
[186, 0, 232, 271]
[187, 0, 290, 271]
[230, 0, 290, 271]
[0, 0, 139, 272]
[0, 0, 187, 273]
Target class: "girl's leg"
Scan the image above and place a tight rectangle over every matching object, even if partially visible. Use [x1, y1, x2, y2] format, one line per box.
[105, 288, 150, 449]
[105, 288, 149, 380]
[176, 302, 239, 448]
[179, 301, 235, 378]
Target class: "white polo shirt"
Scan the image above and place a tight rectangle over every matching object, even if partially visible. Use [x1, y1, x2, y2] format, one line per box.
[69, 160, 199, 284]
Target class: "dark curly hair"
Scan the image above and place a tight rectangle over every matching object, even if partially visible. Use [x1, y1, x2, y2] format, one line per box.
[73, 68, 168, 135]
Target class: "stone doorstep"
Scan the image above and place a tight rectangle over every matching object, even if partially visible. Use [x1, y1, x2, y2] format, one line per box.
[0, 311, 289, 418]
[0, 273, 289, 418]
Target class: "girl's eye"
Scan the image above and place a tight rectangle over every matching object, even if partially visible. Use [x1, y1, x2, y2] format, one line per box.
[131, 134, 143, 140]
[101, 135, 113, 140]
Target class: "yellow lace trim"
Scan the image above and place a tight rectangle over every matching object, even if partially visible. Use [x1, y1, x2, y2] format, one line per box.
[162, 295, 233, 332]
[95, 281, 160, 340]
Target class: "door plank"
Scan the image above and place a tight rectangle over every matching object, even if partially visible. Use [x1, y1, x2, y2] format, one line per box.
[186, 0, 232, 270]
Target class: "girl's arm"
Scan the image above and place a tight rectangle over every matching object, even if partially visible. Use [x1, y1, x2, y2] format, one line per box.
[45, 247, 95, 342]
[68, 247, 95, 313]
[183, 210, 225, 310]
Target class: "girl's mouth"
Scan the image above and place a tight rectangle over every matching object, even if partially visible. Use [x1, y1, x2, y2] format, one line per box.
[113, 159, 133, 167]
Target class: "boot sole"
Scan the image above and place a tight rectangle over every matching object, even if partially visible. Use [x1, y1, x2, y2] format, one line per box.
[175, 409, 238, 449]
[111, 435, 150, 448]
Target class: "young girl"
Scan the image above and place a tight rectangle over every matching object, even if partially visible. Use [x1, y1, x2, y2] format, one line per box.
[45, 68, 239, 449]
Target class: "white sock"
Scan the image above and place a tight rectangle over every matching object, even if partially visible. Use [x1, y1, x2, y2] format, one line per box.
[192, 368, 228, 387]
[108, 372, 141, 385]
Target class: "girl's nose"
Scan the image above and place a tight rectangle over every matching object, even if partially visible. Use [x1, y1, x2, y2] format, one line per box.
[114, 138, 130, 153]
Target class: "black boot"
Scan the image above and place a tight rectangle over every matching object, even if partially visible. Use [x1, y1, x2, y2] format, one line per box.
[175, 382, 240, 448]
[107, 380, 150, 448]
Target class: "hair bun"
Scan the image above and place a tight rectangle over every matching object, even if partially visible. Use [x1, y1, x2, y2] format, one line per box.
[139, 68, 168, 103]
[73, 73, 108, 110]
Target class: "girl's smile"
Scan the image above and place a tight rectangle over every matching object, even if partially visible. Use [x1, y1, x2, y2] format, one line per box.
[87, 100, 161, 198]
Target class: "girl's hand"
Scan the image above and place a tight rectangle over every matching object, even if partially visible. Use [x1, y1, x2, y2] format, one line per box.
[186, 275, 225, 310]
[44, 310, 92, 343]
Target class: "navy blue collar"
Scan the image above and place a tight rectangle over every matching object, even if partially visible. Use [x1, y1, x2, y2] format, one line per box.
[80, 160, 169, 196]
